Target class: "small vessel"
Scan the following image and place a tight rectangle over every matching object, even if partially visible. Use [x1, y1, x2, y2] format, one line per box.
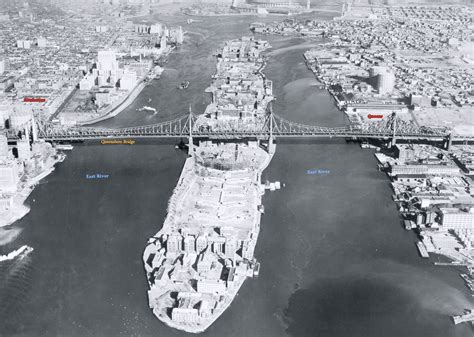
[139, 106, 157, 113]
[0, 245, 34, 262]
[176, 140, 187, 150]
[177, 80, 190, 89]
[416, 241, 429, 258]
[55, 144, 73, 151]
[253, 262, 260, 277]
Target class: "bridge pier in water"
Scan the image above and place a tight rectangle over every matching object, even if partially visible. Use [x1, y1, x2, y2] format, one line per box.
[268, 103, 276, 155]
[187, 105, 194, 157]
[445, 133, 453, 151]
[268, 137, 275, 154]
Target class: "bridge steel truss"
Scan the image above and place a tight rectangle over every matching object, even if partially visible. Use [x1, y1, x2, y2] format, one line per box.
[12, 112, 474, 143]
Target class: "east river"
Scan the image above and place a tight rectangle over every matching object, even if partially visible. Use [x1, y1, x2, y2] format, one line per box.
[1, 13, 473, 337]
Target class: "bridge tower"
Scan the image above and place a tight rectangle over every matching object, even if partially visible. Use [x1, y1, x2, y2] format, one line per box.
[188, 105, 194, 156]
[445, 132, 453, 151]
[389, 113, 397, 148]
[31, 118, 38, 143]
[268, 103, 276, 154]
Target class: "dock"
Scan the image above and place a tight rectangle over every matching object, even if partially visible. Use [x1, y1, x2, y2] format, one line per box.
[453, 310, 474, 325]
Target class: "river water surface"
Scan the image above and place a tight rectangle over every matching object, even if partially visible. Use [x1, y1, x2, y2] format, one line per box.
[1, 13, 472, 337]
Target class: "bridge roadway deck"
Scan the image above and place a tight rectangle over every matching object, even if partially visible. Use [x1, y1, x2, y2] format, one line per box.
[34, 132, 474, 142]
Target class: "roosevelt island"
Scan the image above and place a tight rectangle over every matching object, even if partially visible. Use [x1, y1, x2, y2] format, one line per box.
[142, 36, 275, 332]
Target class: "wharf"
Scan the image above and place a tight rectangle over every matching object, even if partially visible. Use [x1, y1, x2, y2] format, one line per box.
[453, 310, 474, 325]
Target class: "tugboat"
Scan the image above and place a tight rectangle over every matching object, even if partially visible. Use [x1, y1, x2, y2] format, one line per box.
[175, 139, 187, 150]
[177, 80, 190, 90]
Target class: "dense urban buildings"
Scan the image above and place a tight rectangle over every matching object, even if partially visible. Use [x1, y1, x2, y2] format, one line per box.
[0, 0, 473, 334]
[0, 0, 183, 239]
[252, 4, 473, 134]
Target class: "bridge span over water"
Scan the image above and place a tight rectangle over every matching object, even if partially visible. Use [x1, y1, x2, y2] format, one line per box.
[6, 111, 474, 149]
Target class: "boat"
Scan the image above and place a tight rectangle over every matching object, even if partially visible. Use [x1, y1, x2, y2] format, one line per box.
[0, 245, 34, 262]
[55, 144, 73, 151]
[253, 262, 260, 277]
[177, 80, 190, 89]
[176, 140, 187, 150]
[139, 106, 157, 113]
[416, 241, 429, 258]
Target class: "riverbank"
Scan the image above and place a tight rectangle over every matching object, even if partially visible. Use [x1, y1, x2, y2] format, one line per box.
[78, 81, 147, 126]
[373, 145, 474, 325]
[75, 47, 175, 126]
[3, 15, 472, 337]
[0, 150, 65, 245]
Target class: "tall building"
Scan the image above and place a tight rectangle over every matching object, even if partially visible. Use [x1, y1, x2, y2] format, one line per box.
[212, 237, 225, 254]
[224, 238, 236, 259]
[440, 208, 474, 230]
[184, 235, 196, 253]
[17, 139, 31, 161]
[0, 59, 6, 75]
[196, 235, 208, 252]
[97, 50, 118, 72]
[0, 162, 19, 193]
[120, 70, 137, 90]
[16, 40, 32, 49]
[9, 109, 33, 129]
[79, 75, 95, 91]
[167, 234, 182, 253]
[160, 35, 167, 50]
[150, 23, 162, 35]
[37, 37, 47, 48]
[0, 134, 8, 160]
